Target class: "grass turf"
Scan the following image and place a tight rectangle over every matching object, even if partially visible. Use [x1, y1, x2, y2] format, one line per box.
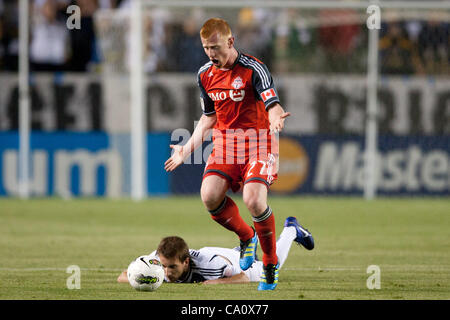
[0, 196, 449, 300]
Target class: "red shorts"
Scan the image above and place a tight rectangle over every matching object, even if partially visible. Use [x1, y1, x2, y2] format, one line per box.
[203, 153, 278, 192]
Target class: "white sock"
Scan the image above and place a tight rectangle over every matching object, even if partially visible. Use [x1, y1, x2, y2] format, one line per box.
[276, 227, 297, 269]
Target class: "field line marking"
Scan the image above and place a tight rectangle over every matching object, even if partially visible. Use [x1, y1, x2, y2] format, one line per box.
[1, 265, 449, 272]
[284, 267, 363, 271]
[0, 267, 123, 272]
[284, 265, 450, 271]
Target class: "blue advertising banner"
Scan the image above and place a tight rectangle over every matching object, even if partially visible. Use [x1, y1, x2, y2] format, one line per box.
[169, 135, 450, 196]
[147, 132, 171, 195]
[0, 132, 170, 197]
[1, 132, 448, 196]
[279, 135, 449, 196]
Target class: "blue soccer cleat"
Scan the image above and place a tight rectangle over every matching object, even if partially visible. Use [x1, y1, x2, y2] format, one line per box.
[284, 217, 315, 250]
[257, 263, 279, 291]
[239, 229, 258, 271]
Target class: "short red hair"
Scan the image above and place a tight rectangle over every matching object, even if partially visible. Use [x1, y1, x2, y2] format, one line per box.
[200, 18, 232, 39]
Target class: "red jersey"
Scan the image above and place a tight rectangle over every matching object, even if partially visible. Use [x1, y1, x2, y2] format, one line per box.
[198, 52, 280, 129]
[197, 52, 280, 163]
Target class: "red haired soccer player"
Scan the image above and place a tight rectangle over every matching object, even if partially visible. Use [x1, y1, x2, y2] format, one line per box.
[164, 18, 314, 290]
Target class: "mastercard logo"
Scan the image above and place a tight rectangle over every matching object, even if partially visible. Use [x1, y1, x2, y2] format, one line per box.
[271, 137, 309, 193]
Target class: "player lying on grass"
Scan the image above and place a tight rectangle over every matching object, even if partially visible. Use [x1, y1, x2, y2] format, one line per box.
[117, 217, 314, 284]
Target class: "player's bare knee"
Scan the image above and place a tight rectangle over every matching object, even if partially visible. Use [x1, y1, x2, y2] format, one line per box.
[201, 175, 228, 210]
[243, 193, 266, 216]
[201, 188, 223, 211]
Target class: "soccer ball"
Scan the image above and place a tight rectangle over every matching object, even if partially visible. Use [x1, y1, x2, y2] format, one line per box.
[127, 255, 165, 291]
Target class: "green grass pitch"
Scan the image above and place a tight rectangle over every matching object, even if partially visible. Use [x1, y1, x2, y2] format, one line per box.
[0, 196, 449, 300]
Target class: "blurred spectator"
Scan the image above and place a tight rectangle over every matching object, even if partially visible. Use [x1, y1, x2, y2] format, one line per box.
[417, 18, 449, 75]
[317, 9, 363, 73]
[114, 1, 170, 73]
[30, 0, 69, 72]
[98, 0, 120, 9]
[141, 14, 159, 72]
[114, 0, 129, 9]
[405, 20, 423, 42]
[146, 8, 170, 73]
[65, 0, 99, 72]
[235, 8, 273, 69]
[379, 21, 419, 75]
[1, 2, 448, 76]
[273, 9, 318, 73]
[168, 16, 208, 72]
[0, 0, 19, 71]
[0, 2, 5, 69]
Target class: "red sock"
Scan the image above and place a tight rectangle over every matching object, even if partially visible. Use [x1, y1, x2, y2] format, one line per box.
[209, 196, 254, 242]
[253, 206, 278, 266]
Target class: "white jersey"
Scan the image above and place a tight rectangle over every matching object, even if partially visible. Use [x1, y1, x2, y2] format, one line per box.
[148, 246, 263, 283]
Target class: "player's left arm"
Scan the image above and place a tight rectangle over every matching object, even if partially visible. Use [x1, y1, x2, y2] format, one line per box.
[164, 113, 217, 172]
[202, 271, 250, 285]
[267, 102, 291, 133]
[250, 59, 290, 133]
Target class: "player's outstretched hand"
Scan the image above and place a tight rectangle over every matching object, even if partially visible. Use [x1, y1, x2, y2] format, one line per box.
[164, 144, 185, 172]
[270, 111, 291, 134]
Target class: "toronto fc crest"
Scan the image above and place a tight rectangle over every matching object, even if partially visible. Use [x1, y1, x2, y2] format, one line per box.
[232, 76, 244, 89]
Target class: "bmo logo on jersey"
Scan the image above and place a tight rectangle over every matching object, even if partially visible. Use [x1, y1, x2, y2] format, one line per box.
[208, 90, 246, 102]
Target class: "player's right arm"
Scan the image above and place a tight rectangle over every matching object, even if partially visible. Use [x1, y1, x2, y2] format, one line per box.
[164, 113, 216, 172]
[165, 63, 216, 172]
[117, 270, 128, 283]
